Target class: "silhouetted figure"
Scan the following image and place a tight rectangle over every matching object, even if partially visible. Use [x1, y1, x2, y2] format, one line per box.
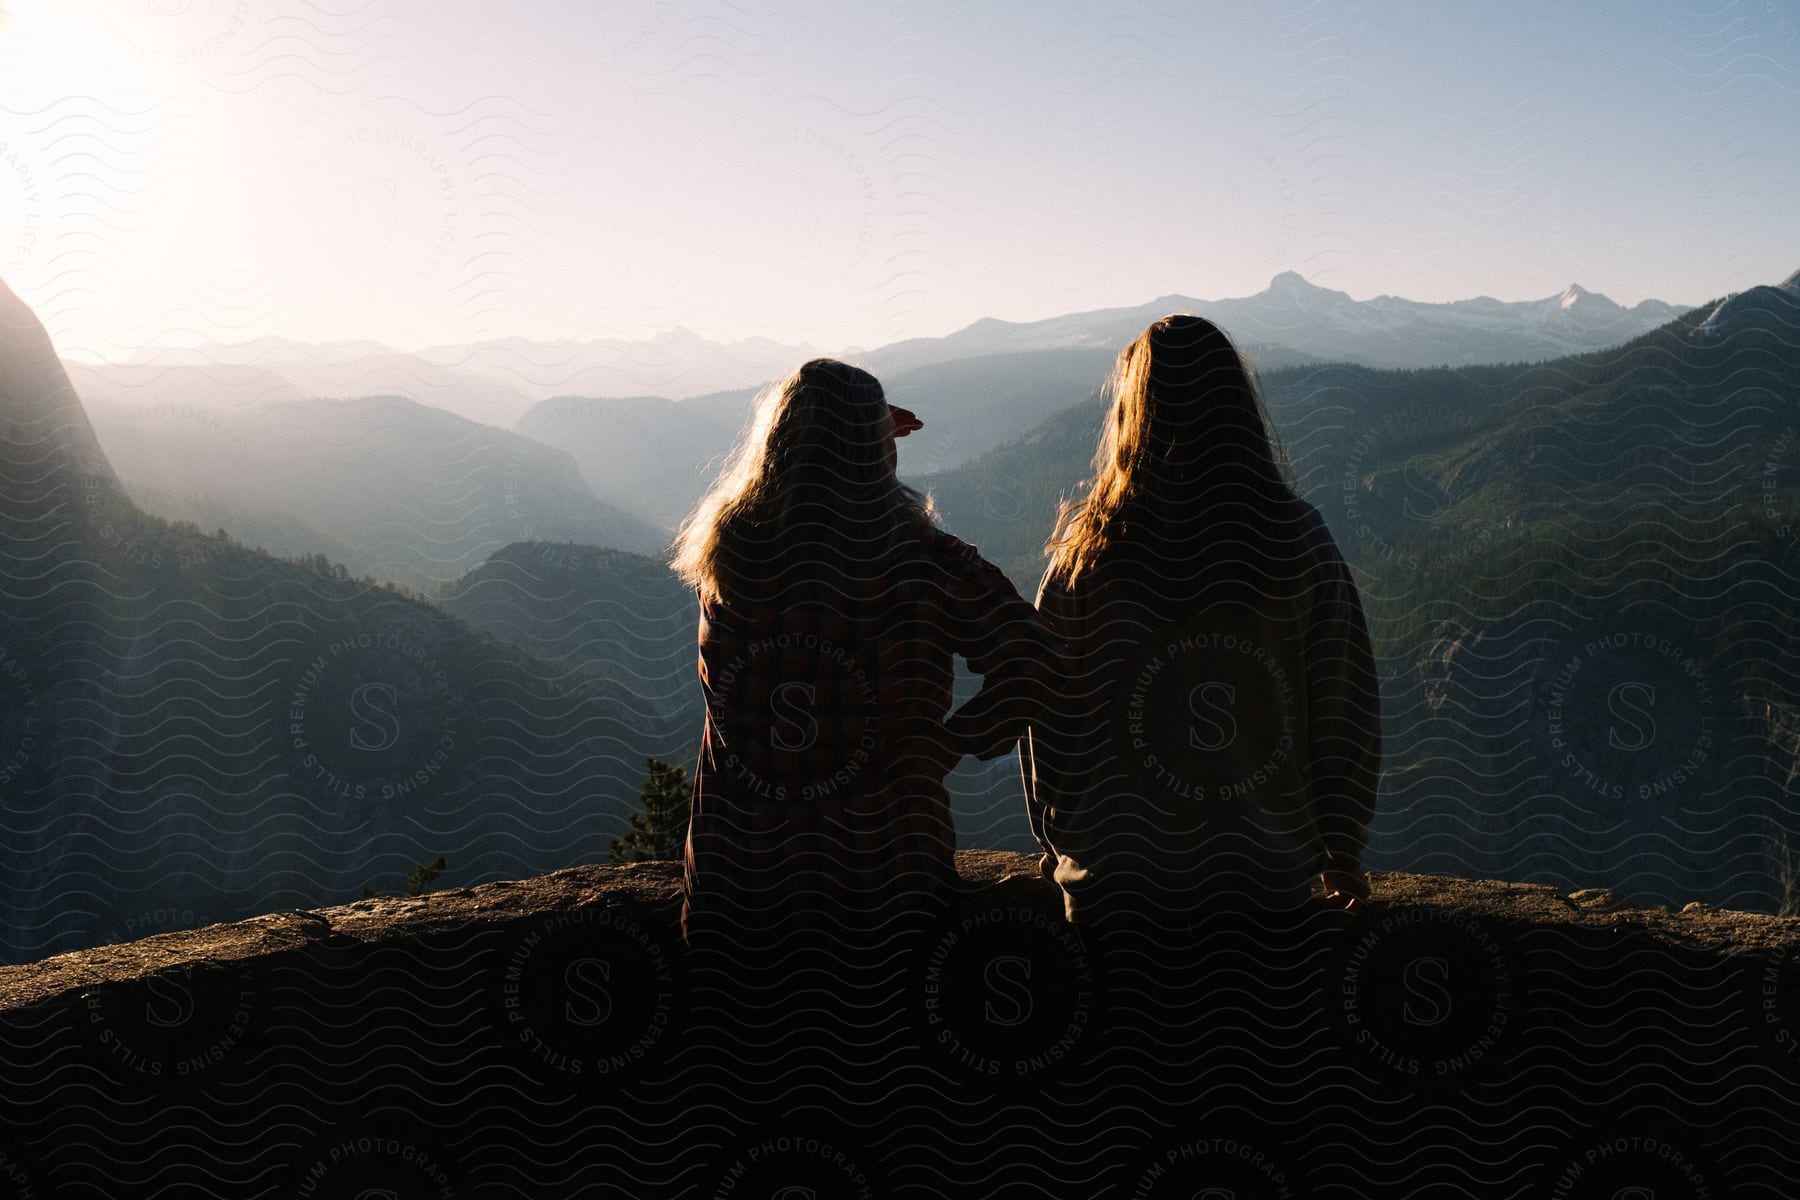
[1022, 315, 1381, 1100]
[669, 358, 1062, 1108]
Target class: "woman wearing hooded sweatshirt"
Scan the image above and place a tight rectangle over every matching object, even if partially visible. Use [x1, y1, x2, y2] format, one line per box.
[1023, 314, 1380, 940]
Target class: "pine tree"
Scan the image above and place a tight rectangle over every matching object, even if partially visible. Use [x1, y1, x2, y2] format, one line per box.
[356, 853, 448, 901]
[405, 855, 448, 896]
[609, 757, 690, 864]
[1777, 833, 1800, 919]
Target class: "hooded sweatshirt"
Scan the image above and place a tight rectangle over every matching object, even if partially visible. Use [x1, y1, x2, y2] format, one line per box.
[1022, 497, 1380, 921]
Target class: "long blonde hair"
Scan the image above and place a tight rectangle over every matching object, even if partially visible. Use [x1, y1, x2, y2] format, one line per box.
[673, 358, 934, 606]
[1044, 313, 1299, 588]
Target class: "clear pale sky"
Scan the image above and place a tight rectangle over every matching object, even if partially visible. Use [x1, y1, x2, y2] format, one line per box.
[2, 0, 1795, 360]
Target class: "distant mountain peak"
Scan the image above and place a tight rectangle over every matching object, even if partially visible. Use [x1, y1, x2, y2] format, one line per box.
[1559, 283, 1590, 308]
[1, 277, 125, 505]
[1258, 272, 1359, 306]
[1695, 274, 1800, 339]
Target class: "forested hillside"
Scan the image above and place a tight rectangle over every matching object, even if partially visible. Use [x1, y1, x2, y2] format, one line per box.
[513, 343, 1321, 533]
[84, 392, 669, 592]
[0, 283, 687, 965]
[439, 541, 701, 732]
[13, 272, 1796, 963]
[917, 281, 1800, 909]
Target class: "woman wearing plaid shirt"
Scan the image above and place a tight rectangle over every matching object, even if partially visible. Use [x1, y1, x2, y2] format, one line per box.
[671, 358, 1064, 958]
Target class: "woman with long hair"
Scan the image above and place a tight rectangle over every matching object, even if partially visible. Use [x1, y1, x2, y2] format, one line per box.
[673, 357, 1062, 960]
[1024, 314, 1380, 933]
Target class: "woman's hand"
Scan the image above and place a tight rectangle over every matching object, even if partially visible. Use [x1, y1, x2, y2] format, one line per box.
[888, 404, 923, 438]
[1319, 868, 1370, 911]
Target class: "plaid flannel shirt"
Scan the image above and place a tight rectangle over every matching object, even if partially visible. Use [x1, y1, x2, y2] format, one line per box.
[681, 527, 1064, 946]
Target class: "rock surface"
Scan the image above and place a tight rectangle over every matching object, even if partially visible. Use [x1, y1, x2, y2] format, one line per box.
[5, 850, 1795, 1014]
[1, 851, 1796, 1196]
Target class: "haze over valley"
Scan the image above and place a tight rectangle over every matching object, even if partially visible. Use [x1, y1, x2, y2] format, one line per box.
[5, 266, 1798, 963]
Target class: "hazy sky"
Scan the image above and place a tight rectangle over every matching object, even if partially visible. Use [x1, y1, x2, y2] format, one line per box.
[2, 0, 1795, 360]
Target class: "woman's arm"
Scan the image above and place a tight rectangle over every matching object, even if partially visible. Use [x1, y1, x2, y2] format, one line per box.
[1020, 726, 1059, 880]
[1304, 532, 1382, 897]
[1017, 569, 1069, 877]
[936, 537, 1067, 760]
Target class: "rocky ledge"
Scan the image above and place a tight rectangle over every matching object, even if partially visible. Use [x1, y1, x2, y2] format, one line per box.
[1, 851, 1795, 1197]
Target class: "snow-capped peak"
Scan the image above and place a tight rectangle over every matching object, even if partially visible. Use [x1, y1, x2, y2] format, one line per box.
[1559, 284, 1590, 309]
[1695, 274, 1800, 339]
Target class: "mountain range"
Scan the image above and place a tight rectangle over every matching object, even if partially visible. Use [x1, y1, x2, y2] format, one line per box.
[65, 272, 1691, 439]
[0, 279, 689, 965]
[77, 327, 828, 429]
[84, 392, 670, 592]
[510, 347, 1151, 530]
[5, 268, 1795, 967]
[916, 271, 1800, 907]
[67, 274, 1694, 557]
[432, 270, 1800, 908]
[858, 272, 1692, 374]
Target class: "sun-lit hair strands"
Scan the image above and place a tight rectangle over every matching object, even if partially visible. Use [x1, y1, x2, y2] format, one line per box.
[672, 358, 935, 608]
[1043, 314, 1302, 589]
